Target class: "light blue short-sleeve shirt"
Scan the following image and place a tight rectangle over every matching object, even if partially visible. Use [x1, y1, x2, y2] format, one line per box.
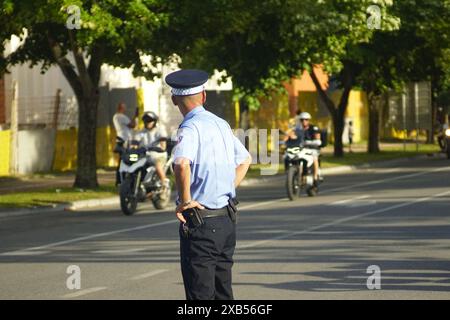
[173, 106, 250, 209]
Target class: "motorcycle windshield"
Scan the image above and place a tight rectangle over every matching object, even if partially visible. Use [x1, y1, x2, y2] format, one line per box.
[122, 146, 146, 165]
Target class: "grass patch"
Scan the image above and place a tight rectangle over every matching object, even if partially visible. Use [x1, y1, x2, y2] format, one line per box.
[320, 143, 439, 168]
[0, 184, 117, 209]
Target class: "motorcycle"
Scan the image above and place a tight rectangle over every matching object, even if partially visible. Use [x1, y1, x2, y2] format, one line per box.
[115, 137, 173, 215]
[283, 138, 323, 200]
[437, 124, 450, 159]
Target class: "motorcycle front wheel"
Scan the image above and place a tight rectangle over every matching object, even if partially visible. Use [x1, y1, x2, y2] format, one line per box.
[286, 165, 301, 200]
[120, 176, 138, 215]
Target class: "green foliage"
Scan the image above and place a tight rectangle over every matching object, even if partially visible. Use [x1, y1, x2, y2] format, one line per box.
[0, 0, 169, 78]
[159, 0, 399, 108]
[352, 0, 450, 101]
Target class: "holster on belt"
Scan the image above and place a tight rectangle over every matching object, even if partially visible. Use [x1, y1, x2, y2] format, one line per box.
[227, 197, 239, 223]
[183, 208, 204, 228]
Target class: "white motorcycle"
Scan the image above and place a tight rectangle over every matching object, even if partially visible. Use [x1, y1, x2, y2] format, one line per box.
[115, 137, 173, 215]
[283, 140, 322, 200]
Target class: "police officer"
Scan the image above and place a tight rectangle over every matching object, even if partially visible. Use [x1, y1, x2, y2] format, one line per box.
[165, 69, 251, 300]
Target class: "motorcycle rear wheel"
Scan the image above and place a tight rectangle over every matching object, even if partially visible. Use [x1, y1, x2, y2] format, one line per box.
[287, 165, 301, 200]
[120, 177, 138, 215]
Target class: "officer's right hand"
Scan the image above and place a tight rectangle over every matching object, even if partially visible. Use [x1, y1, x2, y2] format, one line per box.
[176, 200, 205, 223]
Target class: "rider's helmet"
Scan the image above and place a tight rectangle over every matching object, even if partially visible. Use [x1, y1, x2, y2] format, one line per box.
[142, 111, 159, 124]
[298, 112, 312, 120]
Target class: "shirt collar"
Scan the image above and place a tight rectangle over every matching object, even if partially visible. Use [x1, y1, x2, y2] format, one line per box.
[183, 105, 205, 122]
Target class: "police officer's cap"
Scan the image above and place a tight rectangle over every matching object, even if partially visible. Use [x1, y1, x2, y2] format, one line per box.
[165, 69, 209, 96]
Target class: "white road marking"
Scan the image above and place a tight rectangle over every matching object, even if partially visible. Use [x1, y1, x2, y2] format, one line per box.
[239, 199, 289, 210]
[0, 250, 50, 256]
[92, 248, 148, 254]
[237, 190, 450, 250]
[321, 166, 449, 195]
[62, 287, 107, 299]
[1, 165, 448, 256]
[130, 269, 168, 280]
[330, 195, 376, 208]
[330, 195, 370, 205]
[0, 200, 282, 256]
[0, 220, 177, 256]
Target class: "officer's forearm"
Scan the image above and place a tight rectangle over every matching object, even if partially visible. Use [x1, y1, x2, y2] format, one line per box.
[235, 156, 252, 188]
[174, 159, 191, 202]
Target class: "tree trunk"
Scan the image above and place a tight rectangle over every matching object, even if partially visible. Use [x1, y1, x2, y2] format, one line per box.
[48, 33, 104, 188]
[333, 110, 345, 157]
[74, 90, 99, 188]
[368, 96, 380, 154]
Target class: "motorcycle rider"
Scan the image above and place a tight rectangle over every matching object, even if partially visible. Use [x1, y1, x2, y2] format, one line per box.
[286, 112, 322, 190]
[113, 102, 137, 185]
[140, 111, 170, 191]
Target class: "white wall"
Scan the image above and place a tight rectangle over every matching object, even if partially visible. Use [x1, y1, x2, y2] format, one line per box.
[17, 129, 56, 174]
[3, 35, 233, 132]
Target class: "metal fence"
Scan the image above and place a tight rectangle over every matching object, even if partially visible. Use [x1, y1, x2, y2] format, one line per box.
[387, 82, 432, 132]
[2, 85, 141, 130]
[2, 90, 78, 129]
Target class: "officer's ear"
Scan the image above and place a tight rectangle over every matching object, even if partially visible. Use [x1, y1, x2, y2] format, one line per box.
[171, 95, 178, 106]
[202, 91, 206, 104]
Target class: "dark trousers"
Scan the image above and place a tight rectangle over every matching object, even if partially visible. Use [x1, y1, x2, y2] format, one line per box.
[179, 215, 236, 300]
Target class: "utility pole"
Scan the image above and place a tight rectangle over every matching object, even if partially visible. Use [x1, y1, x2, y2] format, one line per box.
[52, 89, 62, 129]
[9, 80, 18, 175]
[414, 82, 419, 152]
[402, 90, 407, 153]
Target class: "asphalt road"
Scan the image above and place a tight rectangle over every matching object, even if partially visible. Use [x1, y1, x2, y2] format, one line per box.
[1, 156, 450, 300]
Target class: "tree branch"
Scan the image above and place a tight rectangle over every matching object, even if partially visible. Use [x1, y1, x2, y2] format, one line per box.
[309, 66, 336, 117]
[68, 29, 92, 93]
[47, 33, 83, 98]
[87, 44, 105, 88]
[336, 62, 355, 116]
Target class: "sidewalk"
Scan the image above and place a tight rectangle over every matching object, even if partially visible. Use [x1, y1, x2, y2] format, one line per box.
[0, 171, 116, 195]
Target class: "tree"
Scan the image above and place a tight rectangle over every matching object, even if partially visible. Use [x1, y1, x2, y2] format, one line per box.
[157, 0, 399, 157]
[303, 0, 399, 157]
[353, 0, 450, 153]
[0, 0, 169, 188]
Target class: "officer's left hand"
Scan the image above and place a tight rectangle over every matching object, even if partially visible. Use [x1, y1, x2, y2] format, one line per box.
[175, 201, 205, 223]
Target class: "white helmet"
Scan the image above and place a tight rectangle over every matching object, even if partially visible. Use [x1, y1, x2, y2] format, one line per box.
[298, 112, 312, 120]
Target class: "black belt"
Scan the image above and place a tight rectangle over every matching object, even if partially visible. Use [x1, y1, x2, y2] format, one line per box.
[199, 206, 229, 218]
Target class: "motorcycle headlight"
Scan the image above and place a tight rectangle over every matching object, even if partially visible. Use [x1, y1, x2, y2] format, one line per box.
[445, 129, 450, 137]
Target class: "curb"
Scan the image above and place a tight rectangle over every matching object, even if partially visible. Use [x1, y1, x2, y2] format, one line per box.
[0, 153, 440, 217]
[0, 197, 120, 218]
[65, 197, 119, 211]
